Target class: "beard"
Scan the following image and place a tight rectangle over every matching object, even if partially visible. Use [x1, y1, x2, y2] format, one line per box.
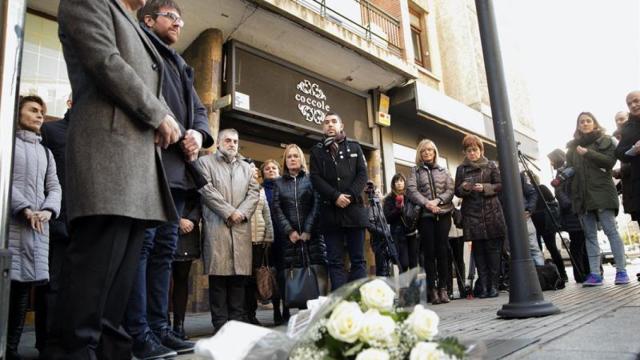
[218, 146, 237, 160]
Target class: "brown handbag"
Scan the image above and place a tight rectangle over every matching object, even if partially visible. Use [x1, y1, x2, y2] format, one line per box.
[255, 245, 277, 301]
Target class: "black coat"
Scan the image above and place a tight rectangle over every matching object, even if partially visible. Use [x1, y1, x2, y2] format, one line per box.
[554, 166, 583, 233]
[175, 190, 202, 261]
[454, 157, 506, 241]
[272, 171, 326, 267]
[141, 25, 213, 190]
[382, 193, 403, 228]
[532, 184, 560, 236]
[40, 112, 69, 240]
[615, 116, 640, 219]
[310, 140, 369, 229]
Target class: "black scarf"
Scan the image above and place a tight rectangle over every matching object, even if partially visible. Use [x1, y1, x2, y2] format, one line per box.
[575, 131, 601, 147]
[323, 130, 346, 157]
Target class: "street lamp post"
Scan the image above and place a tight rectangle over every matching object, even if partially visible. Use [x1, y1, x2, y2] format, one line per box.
[475, 0, 560, 318]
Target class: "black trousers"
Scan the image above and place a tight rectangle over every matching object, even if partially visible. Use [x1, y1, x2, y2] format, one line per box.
[34, 231, 69, 352]
[171, 260, 192, 325]
[246, 244, 268, 320]
[541, 232, 568, 278]
[208, 275, 249, 332]
[447, 236, 466, 296]
[472, 237, 501, 291]
[7, 281, 33, 356]
[44, 215, 146, 360]
[568, 230, 590, 282]
[418, 214, 451, 290]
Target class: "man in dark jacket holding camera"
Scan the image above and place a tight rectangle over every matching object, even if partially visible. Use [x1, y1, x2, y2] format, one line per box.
[310, 112, 369, 290]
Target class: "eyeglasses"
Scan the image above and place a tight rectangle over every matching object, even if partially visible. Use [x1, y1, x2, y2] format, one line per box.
[155, 12, 184, 27]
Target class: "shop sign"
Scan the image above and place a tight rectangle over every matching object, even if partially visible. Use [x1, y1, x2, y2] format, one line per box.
[295, 80, 331, 124]
[228, 42, 373, 145]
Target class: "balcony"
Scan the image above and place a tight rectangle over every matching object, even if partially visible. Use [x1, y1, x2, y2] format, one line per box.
[297, 0, 403, 57]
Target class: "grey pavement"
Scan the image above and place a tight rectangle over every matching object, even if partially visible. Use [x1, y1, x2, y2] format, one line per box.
[15, 263, 640, 359]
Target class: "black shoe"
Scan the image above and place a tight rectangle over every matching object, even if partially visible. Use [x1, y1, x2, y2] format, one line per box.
[249, 316, 262, 326]
[133, 332, 177, 360]
[172, 322, 188, 340]
[273, 310, 284, 326]
[158, 328, 195, 354]
[487, 287, 499, 298]
[5, 350, 22, 360]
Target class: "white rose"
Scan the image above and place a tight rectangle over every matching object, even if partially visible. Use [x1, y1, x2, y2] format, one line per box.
[410, 342, 449, 360]
[359, 279, 395, 311]
[355, 348, 390, 360]
[358, 309, 396, 345]
[405, 305, 439, 341]
[326, 301, 364, 343]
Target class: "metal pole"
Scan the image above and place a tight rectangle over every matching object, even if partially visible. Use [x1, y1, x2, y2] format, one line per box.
[0, 0, 27, 356]
[475, 0, 559, 318]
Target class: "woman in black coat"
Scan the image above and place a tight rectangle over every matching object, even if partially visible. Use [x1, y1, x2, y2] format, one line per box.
[382, 173, 418, 273]
[531, 182, 568, 281]
[273, 144, 327, 310]
[454, 135, 506, 298]
[171, 191, 201, 339]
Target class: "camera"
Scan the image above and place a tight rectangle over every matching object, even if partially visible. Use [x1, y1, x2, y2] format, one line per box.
[551, 167, 575, 187]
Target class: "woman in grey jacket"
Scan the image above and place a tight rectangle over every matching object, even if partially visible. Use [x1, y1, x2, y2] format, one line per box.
[8, 96, 61, 359]
[406, 139, 454, 304]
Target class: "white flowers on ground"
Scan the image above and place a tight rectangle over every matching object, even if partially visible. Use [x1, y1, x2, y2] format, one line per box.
[359, 279, 395, 312]
[410, 342, 449, 360]
[405, 305, 440, 341]
[326, 301, 364, 343]
[355, 348, 391, 360]
[358, 309, 397, 346]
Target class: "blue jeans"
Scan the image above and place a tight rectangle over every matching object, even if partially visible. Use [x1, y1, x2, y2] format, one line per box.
[124, 189, 185, 341]
[324, 228, 367, 290]
[580, 209, 626, 273]
[526, 218, 544, 266]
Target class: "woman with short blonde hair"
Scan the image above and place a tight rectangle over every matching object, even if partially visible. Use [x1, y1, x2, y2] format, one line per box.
[406, 138, 455, 304]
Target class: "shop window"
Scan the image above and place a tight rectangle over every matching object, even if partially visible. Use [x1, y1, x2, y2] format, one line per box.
[409, 7, 431, 71]
[20, 12, 71, 118]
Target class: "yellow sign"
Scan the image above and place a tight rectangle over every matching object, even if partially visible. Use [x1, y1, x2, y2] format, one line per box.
[379, 93, 390, 114]
[376, 111, 391, 127]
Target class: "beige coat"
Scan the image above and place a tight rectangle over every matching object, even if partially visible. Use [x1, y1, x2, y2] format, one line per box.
[197, 152, 260, 276]
[251, 189, 274, 244]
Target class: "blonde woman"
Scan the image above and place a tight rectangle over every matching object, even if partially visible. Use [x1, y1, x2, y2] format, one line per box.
[406, 139, 454, 304]
[273, 145, 327, 308]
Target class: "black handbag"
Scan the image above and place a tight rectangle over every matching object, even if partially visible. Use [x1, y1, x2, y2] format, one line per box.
[284, 243, 323, 308]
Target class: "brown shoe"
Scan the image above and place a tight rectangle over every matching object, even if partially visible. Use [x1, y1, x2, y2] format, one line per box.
[438, 288, 450, 303]
[429, 288, 441, 305]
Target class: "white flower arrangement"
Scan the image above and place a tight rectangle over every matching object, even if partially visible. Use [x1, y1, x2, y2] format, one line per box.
[289, 278, 465, 360]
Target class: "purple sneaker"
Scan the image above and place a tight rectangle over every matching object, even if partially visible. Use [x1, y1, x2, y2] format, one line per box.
[582, 273, 603, 287]
[614, 271, 630, 285]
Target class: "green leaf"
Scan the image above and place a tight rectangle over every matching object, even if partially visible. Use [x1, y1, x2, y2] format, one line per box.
[343, 342, 365, 357]
[437, 337, 467, 359]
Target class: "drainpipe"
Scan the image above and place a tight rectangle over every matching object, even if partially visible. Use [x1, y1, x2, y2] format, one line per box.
[0, 0, 27, 356]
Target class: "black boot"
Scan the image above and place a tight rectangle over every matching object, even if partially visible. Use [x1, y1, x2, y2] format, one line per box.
[487, 246, 501, 298]
[172, 319, 188, 340]
[273, 302, 284, 326]
[7, 283, 29, 360]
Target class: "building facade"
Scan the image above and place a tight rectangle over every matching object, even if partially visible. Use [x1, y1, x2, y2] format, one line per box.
[22, 0, 538, 311]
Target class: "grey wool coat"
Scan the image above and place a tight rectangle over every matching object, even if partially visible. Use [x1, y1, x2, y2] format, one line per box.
[58, 0, 177, 224]
[196, 152, 260, 276]
[10, 130, 61, 282]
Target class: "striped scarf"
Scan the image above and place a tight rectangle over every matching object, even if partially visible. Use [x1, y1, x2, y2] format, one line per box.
[323, 131, 346, 157]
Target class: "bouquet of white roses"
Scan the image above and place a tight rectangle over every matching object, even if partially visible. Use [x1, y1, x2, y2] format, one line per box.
[288, 277, 466, 360]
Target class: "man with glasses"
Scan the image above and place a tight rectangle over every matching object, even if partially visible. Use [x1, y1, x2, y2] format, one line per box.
[121, 1, 214, 359]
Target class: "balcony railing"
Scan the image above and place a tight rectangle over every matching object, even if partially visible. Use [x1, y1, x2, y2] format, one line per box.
[296, 0, 403, 57]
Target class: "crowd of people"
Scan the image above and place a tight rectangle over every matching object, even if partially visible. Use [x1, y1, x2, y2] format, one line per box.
[5, 0, 640, 359]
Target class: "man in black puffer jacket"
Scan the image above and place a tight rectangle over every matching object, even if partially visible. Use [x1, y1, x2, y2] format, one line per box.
[310, 112, 369, 290]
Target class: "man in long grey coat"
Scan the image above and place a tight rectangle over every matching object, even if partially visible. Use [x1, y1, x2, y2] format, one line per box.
[196, 129, 260, 332]
[45, 0, 182, 358]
